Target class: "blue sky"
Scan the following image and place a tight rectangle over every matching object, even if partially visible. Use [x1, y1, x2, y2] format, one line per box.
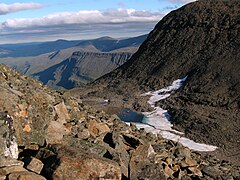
[0, 0, 195, 44]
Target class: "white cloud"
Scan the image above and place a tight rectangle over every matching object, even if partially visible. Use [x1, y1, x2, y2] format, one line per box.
[0, 8, 164, 30]
[0, 8, 165, 43]
[0, 3, 42, 15]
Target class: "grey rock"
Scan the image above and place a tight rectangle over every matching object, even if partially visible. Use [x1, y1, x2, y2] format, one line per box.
[202, 166, 222, 178]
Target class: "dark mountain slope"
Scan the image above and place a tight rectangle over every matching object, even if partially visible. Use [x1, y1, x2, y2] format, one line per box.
[75, 0, 240, 164]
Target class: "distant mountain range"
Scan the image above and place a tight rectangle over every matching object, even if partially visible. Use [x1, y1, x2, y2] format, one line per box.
[0, 34, 147, 89]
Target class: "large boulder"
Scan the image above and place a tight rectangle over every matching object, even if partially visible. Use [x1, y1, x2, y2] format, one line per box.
[38, 145, 122, 180]
[0, 64, 63, 146]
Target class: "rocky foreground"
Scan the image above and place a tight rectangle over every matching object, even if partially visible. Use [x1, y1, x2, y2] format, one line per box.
[1, 64, 240, 179]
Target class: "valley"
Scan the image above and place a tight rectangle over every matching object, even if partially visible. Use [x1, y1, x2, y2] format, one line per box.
[0, 35, 147, 89]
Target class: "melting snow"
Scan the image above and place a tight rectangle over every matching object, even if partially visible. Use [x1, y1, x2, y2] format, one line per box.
[137, 76, 217, 152]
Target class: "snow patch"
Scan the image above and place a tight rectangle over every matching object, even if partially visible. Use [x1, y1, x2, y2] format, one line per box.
[137, 76, 217, 152]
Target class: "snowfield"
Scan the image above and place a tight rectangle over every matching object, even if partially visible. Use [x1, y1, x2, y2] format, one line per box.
[136, 76, 218, 152]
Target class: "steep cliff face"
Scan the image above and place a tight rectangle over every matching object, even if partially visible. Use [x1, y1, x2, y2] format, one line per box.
[33, 52, 132, 89]
[77, 0, 240, 163]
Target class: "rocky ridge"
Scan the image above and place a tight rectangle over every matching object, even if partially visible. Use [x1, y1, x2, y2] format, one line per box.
[1, 63, 240, 179]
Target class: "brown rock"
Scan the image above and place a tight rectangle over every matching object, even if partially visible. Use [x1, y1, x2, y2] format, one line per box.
[180, 157, 198, 168]
[25, 157, 44, 174]
[185, 157, 198, 167]
[175, 147, 191, 158]
[46, 121, 67, 144]
[155, 151, 169, 161]
[165, 157, 172, 165]
[164, 166, 174, 178]
[24, 144, 39, 151]
[88, 119, 110, 137]
[54, 102, 70, 124]
[188, 166, 203, 177]
[0, 166, 27, 176]
[131, 144, 155, 161]
[172, 164, 180, 172]
[79, 112, 86, 122]
[0, 158, 24, 168]
[8, 171, 46, 180]
[77, 129, 90, 140]
[113, 133, 130, 178]
[51, 145, 121, 180]
[130, 144, 165, 180]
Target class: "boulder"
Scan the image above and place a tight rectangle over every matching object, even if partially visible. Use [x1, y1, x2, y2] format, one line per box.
[88, 119, 110, 137]
[8, 171, 46, 180]
[54, 102, 70, 124]
[77, 129, 90, 140]
[64, 137, 107, 157]
[130, 144, 165, 179]
[25, 157, 44, 174]
[0, 166, 27, 176]
[202, 166, 222, 178]
[44, 145, 122, 180]
[112, 133, 130, 178]
[46, 121, 67, 144]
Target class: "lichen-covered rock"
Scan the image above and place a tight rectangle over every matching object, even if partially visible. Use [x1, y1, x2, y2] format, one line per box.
[41, 145, 122, 180]
[0, 64, 62, 146]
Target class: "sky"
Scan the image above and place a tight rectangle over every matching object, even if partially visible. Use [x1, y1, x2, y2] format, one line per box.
[0, 0, 195, 44]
